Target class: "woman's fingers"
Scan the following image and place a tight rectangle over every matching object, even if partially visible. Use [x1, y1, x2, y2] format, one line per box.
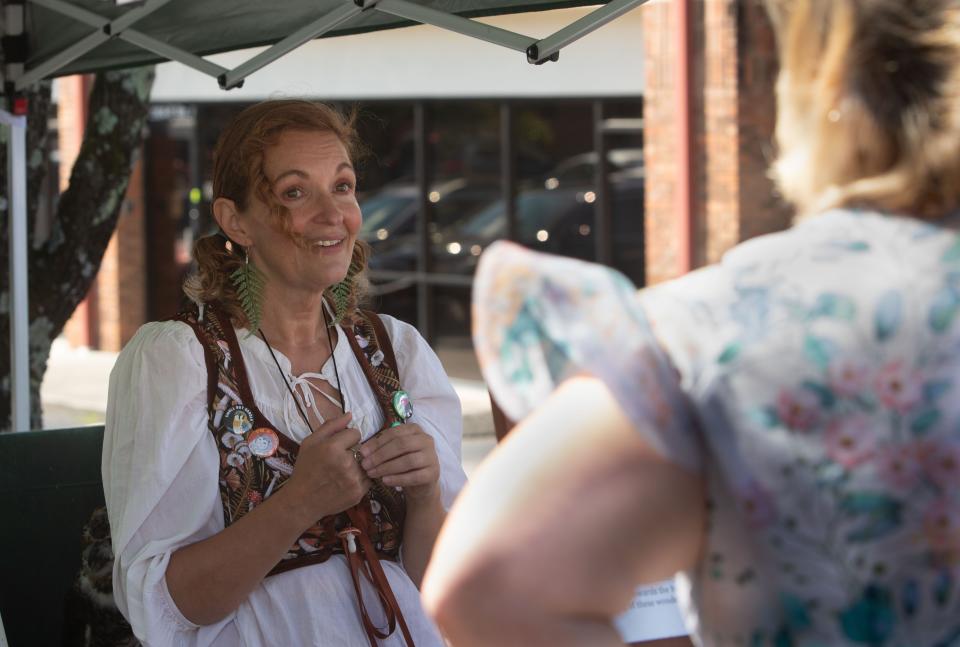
[315, 412, 354, 438]
[365, 450, 433, 478]
[300, 422, 360, 455]
[329, 426, 363, 452]
[357, 423, 402, 456]
[360, 423, 434, 467]
[358, 424, 441, 501]
[380, 467, 437, 489]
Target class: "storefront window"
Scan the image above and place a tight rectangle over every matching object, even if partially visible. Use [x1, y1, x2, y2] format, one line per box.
[143, 96, 642, 380]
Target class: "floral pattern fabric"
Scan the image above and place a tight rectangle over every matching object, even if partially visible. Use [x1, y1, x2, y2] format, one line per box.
[472, 209, 960, 646]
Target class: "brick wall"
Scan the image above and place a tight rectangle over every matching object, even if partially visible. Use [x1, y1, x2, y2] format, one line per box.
[643, 0, 791, 285]
[96, 156, 147, 352]
[642, 0, 681, 285]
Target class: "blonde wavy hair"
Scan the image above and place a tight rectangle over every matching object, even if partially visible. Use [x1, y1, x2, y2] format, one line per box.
[768, 0, 960, 218]
[184, 99, 371, 327]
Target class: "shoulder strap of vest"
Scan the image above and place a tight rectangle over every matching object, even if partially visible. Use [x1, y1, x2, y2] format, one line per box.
[342, 310, 405, 426]
[364, 309, 401, 378]
[172, 303, 262, 424]
[171, 306, 220, 413]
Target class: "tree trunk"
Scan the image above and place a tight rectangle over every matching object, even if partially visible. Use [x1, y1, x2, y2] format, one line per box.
[0, 66, 155, 431]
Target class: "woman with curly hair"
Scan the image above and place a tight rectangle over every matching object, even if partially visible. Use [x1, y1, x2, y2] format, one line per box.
[103, 99, 465, 646]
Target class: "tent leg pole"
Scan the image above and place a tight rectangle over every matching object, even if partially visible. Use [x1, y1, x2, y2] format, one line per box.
[4, 111, 29, 432]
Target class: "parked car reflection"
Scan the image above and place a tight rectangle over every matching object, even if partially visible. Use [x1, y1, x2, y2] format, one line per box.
[541, 148, 643, 190]
[368, 178, 643, 276]
[437, 178, 644, 274]
[365, 163, 645, 330]
[359, 178, 499, 251]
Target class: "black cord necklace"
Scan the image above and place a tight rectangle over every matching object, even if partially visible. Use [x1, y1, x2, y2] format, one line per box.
[259, 303, 346, 435]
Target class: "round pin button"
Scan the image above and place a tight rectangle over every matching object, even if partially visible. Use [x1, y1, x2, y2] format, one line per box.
[248, 428, 280, 458]
[224, 405, 254, 435]
[391, 390, 413, 421]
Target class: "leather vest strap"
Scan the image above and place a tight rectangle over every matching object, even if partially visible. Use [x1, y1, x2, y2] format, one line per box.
[341, 506, 417, 647]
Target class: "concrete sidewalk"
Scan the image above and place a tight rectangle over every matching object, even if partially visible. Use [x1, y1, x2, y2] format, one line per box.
[40, 337, 497, 475]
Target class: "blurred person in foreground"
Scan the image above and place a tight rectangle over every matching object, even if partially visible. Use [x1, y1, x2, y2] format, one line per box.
[103, 100, 465, 646]
[422, 1, 960, 644]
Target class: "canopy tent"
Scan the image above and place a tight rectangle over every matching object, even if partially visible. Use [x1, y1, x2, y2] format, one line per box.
[16, 0, 643, 89]
[4, 0, 647, 430]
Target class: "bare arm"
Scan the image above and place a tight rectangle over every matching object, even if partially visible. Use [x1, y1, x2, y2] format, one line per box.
[422, 376, 705, 647]
[166, 414, 370, 625]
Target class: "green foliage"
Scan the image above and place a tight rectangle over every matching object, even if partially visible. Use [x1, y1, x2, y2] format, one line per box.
[231, 259, 266, 334]
[328, 255, 363, 325]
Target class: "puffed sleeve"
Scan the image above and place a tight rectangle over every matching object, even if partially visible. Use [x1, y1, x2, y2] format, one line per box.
[472, 242, 703, 471]
[102, 321, 236, 644]
[378, 314, 468, 509]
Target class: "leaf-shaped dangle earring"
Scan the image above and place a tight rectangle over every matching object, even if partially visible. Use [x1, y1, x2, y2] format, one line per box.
[328, 251, 363, 326]
[231, 247, 266, 335]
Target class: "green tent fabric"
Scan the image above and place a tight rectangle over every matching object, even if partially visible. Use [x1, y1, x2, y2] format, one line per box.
[18, 0, 644, 88]
[30, 0, 598, 71]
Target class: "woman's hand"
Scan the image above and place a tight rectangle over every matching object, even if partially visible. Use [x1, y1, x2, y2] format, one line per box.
[282, 412, 372, 524]
[358, 423, 441, 503]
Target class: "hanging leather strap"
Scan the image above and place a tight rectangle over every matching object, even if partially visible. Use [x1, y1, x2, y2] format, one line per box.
[339, 310, 416, 647]
[340, 505, 417, 647]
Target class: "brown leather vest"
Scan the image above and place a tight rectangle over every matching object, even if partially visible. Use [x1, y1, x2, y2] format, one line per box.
[177, 304, 416, 646]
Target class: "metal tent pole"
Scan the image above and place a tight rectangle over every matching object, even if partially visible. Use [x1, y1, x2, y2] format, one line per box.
[16, 0, 171, 90]
[592, 100, 612, 265]
[218, 1, 366, 90]
[1, 109, 29, 432]
[22, 0, 226, 84]
[376, 0, 533, 52]
[527, 0, 648, 63]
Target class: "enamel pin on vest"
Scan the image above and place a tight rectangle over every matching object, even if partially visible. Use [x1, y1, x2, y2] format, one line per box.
[390, 390, 413, 427]
[224, 405, 254, 435]
[247, 428, 280, 457]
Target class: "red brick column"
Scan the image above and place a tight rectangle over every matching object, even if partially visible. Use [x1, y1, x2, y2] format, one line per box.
[97, 154, 147, 352]
[643, 0, 790, 285]
[642, 0, 682, 285]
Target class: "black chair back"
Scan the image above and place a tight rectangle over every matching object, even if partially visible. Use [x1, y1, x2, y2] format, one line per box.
[0, 426, 106, 647]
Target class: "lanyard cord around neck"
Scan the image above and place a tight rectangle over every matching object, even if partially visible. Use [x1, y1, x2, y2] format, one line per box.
[258, 305, 347, 434]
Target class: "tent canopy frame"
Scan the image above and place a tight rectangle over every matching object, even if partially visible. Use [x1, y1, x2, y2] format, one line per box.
[11, 0, 644, 91]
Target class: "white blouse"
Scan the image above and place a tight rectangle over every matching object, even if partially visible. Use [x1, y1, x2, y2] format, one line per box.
[102, 312, 466, 646]
[473, 210, 960, 644]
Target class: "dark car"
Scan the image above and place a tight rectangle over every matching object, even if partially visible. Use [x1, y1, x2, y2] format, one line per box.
[359, 179, 499, 257]
[430, 177, 645, 277]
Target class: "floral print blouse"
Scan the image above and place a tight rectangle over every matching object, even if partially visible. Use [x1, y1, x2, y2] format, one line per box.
[472, 209, 960, 646]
